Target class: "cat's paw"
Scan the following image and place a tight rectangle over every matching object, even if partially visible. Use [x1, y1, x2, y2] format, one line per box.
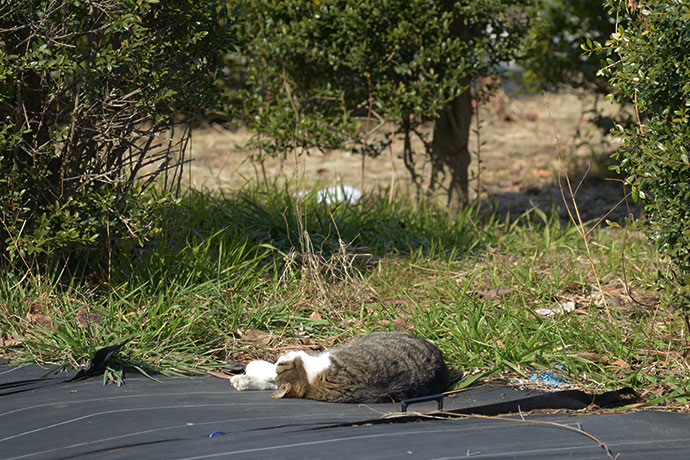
[231, 360, 278, 391]
[230, 374, 251, 391]
[230, 374, 277, 391]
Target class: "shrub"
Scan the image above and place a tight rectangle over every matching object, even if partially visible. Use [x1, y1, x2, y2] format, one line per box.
[523, 0, 614, 92]
[588, 1, 690, 309]
[0, 0, 239, 273]
[236, 0, 531, 213]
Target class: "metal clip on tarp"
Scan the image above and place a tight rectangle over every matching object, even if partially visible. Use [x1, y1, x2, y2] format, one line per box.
[400, 393, 445, 413]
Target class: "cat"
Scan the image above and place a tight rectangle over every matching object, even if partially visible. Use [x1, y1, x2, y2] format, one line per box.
[230, 331, 449, 403]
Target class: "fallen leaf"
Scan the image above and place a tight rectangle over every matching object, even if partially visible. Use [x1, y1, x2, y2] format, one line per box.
[565, 281, 587, 293]
[27, 313, 55, 330]
[26, 298, 44, 314]
[207, 370, 235, 380]
[240, 329, 274, 345]
[641, 386, 664, 398]
[576, 352, 608, 363]
[76, 308, 101, 329]
[475, 286, 519, 300]
[606, 295, 624, 307]
[222, 360, 248, 373]
[610, 359, 630, 367]
[393, 316, 415, 331]
[338, 318, 363, 330]
[395, 299, 415, 310]
[309, 311, 322, 320]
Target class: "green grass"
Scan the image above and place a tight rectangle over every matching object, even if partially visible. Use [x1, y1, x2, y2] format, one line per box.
[1, 183, 688, 407]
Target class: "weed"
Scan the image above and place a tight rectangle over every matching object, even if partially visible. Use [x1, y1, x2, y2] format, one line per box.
[0, 183, 687, 408]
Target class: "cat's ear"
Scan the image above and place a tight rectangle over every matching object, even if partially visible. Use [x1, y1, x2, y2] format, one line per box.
[271, 383, 292, 399]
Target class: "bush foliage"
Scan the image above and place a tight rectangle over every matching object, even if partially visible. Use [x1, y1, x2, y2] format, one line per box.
[589, 1, 690, 308]
[237, 0, 531, 211]
[523, 0, 614, 92]
[0, 0, 239, 272]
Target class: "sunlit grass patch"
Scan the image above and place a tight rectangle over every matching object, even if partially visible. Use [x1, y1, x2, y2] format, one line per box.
[0, 183, 687, 408]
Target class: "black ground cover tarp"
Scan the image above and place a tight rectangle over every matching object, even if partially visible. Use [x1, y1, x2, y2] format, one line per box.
[1, 361, 689, 460]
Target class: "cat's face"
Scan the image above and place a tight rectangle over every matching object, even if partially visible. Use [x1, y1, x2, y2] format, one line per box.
[272, 356, 309, 399]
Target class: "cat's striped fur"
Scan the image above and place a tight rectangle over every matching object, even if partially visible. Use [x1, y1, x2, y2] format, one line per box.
[271, 331, 449, 403]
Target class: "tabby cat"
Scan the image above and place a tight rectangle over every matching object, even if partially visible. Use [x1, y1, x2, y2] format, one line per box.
[230, 331, 449, 403]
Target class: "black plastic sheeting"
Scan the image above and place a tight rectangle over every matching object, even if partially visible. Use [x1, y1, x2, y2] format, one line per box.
[2, 361, 689, 460]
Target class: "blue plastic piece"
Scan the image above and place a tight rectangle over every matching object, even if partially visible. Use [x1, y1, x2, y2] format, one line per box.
[512, 370, 567, 387]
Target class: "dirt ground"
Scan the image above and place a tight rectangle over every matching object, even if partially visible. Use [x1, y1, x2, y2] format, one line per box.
[187, 90, 636, 223]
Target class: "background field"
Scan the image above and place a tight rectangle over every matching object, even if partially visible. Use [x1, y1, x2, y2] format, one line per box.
[190, 91, 631, 222]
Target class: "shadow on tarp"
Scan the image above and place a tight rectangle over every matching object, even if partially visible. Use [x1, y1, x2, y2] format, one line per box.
[1, 361, 689, 460]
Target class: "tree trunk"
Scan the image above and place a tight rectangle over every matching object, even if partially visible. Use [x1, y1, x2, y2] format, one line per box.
[430, 79, 473, 217]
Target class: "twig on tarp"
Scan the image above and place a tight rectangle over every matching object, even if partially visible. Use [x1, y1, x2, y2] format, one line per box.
[307, 387, 639, 429]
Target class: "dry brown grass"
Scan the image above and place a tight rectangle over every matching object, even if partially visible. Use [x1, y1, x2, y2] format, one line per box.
[188, 90, 629, 221]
